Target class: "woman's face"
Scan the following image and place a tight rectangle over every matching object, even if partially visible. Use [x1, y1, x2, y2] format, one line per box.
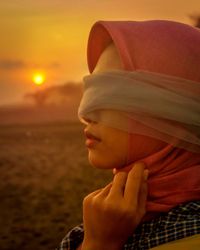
[83, 43, 167, 169]
[84, 110, 129, 169]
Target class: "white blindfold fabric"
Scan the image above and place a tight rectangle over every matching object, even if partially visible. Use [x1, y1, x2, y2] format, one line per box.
[78, 70, 200, 153]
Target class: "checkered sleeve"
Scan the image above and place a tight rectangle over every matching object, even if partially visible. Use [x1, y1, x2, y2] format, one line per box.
[123, 201, 200, 249]
[58, 224, 84, 250]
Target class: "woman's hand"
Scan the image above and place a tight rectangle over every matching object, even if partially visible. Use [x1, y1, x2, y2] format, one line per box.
[81, 162, 148, 250]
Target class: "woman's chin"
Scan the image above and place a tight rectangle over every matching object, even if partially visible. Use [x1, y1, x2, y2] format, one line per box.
[88, 153, 125, 170]
[89, 158, 113, 169]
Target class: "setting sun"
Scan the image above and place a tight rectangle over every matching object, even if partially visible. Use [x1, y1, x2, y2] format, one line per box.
[32, 73, 45, 85]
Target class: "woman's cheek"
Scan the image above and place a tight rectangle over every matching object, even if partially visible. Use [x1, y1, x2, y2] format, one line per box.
[87, 145, 113, 169]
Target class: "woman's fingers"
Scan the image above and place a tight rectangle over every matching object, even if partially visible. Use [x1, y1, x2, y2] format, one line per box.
[84, 183, 113, 202]
[109, 171, 128, 197]
[89, 162, 148, 213]
[96, 182, 113, 198]
[124, 162, 145, 205]
[137, 178, 148, 218]
[86, 188, 104, 198]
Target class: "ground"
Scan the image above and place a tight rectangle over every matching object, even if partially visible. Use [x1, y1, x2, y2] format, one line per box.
[0, 121, 112, 250]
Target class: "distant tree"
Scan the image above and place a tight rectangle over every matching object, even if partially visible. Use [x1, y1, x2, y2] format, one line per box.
[24, 82, 82, 107]
[24, 90, 48, 106]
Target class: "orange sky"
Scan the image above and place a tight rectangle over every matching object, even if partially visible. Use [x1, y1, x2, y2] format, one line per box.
[0, 0, 199, 106]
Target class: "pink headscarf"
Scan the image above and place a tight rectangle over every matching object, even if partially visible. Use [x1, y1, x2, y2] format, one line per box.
[87, 20, 200, 219]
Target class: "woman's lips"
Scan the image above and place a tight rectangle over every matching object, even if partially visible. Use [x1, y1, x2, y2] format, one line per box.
[84, 130, 101, 148]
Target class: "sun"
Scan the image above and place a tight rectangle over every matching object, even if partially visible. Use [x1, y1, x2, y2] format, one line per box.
[32, 73, 45, 85]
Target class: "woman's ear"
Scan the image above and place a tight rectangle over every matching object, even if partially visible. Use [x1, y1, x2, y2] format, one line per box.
[93, 43, 123, 73]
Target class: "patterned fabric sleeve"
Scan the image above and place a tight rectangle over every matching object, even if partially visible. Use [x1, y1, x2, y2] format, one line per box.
[123, 201, 200, 249]
[58, 224, 84, 250]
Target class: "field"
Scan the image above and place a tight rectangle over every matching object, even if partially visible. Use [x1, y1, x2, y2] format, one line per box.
[0, 121, 112, 250]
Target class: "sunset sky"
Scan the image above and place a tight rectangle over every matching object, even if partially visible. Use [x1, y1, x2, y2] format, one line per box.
[0, 0, 199, 106]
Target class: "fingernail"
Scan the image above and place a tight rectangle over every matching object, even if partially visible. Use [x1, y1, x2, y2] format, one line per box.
[112, 168, 117, 175]
[144, 169, 149, 181]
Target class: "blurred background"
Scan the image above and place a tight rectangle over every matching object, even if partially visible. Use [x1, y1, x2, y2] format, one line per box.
[0, 1, 200, 249]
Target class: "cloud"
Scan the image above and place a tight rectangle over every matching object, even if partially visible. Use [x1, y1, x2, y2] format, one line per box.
[0, 60, 61, 70]
[0, 60, 27, 70]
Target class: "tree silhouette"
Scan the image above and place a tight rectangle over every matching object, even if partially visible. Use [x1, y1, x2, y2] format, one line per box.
[24, 90, 48, 106]
[24, 82, 82, 107]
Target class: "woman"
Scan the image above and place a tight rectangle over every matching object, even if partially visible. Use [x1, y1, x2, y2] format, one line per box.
[59, 20, 200, 250]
